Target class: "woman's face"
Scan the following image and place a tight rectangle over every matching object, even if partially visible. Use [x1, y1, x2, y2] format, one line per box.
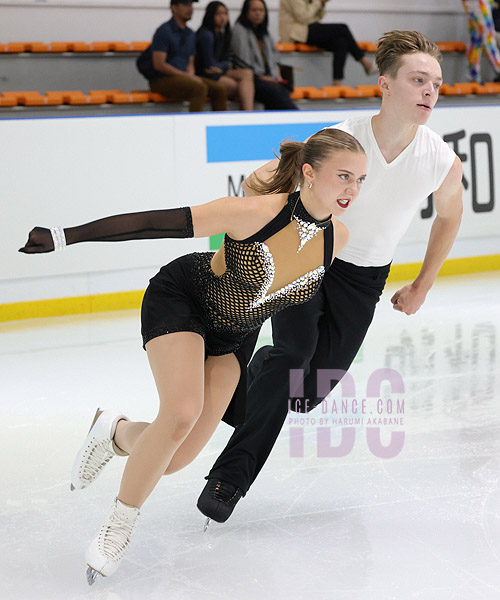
[247, 0, 266, 27]
[305, 151, 367, 218]
[213, 5, 229, 29]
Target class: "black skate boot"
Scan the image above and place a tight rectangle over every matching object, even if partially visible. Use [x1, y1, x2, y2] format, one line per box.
[197, 479, 243, 530]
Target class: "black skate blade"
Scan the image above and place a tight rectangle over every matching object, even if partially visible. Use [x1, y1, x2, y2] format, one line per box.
[86, 566, 99, 586]
[203, 517, 211, 532]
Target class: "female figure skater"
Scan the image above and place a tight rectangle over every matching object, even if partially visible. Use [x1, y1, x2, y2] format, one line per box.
[196, 1, 255, 110]
[19, 128, 366, 584]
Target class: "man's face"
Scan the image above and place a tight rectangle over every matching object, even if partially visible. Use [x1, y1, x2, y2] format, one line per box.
[381, 52, 443, 125]
[172, 1, 194, 22]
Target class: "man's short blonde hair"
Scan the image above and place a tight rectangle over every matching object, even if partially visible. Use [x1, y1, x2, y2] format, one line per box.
[375, 30, 442, 78]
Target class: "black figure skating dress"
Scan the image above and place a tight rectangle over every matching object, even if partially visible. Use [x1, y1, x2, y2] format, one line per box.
[141, 192, 333, 425]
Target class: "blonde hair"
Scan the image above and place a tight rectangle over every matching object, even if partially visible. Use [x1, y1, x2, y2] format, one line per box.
[375, 30, 442, 78]
[248, 128, 365, 195]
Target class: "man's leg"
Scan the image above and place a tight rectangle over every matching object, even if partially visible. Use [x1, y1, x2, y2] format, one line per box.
[150, 75, 208, 112]
[198, 259, 390, 521]
[200, 77, 228, 111]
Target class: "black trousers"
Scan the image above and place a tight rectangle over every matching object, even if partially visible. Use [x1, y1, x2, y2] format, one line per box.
[206, 258, 391, 493]
[254, 76, 298, 110]
[306, 23, 366, 80]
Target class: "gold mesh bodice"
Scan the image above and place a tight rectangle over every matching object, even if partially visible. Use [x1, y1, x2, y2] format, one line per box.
[192, 193, 333, 350]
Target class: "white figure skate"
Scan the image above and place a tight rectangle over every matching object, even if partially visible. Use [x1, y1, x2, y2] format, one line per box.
[85, 497, 140, 585]
[70, 408, 128, 491]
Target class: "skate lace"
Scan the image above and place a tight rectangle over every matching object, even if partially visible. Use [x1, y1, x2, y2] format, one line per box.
[81, 438, 113, 482]
[101, 512, 136, 560]
[210, 480, 241, 504]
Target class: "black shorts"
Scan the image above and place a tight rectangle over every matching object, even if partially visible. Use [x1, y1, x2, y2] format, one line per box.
[141, 253, 260, 426]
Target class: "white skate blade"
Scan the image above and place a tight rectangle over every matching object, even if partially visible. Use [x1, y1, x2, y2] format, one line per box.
[86, 566, 100, 586]
[203, 517, 211, 532]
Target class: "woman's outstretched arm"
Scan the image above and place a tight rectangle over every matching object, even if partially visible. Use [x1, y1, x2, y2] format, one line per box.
[18, 196, 280, 254]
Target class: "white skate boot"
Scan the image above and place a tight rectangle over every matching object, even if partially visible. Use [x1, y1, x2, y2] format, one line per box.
[70, 408, 129, 491]
[85, 497, 140, 585]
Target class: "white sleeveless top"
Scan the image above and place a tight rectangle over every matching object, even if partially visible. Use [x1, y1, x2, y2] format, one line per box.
[330, 116, 456, 267]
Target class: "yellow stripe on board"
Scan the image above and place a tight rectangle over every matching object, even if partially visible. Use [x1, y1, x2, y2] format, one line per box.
[1, 255, 499, 323]
[386, 254, 500, 283]
[0, 290, 145, 322]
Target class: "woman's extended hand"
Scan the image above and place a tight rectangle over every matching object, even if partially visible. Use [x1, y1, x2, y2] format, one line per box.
[18, 227, 55, 253]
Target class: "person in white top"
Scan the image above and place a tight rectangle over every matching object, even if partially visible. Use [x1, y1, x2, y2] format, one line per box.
[197, 30, 464, 524]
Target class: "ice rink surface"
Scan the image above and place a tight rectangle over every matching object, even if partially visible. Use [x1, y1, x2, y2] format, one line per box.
[1, 271, 500, 600]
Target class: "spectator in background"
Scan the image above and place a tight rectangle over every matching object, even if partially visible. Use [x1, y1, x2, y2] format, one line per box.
[279, 0, 377, 86]
[462, 0, 500, 82]
[196, 1, 255, 110]
[231, 0, 298, 110]
[145, 0, 227, 111]
[492, 2, 500, 47]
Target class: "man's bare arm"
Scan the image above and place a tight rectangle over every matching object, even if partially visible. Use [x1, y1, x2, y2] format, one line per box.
[391, 155, 463, 315]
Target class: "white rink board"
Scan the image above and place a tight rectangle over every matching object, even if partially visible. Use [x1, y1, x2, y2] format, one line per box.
[1, 105, 499, 303]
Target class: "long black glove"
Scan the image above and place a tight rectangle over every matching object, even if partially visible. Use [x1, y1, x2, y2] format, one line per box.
[19, 207, 193, 254]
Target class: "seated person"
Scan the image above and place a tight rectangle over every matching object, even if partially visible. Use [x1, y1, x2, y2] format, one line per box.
[231, 0, 298, 110]
[279, 0, 377, 86]
[139, 0, 227, 112]
[196, 1, 255, 110]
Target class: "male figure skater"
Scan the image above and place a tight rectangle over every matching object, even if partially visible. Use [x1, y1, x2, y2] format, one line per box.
[197, 30, 464, 523]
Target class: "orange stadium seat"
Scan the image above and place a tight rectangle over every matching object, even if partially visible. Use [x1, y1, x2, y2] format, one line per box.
[358, 41, 378, 52]
[306, 86, 343, 99]
[24, 42, 50, 52]
[0, 42, 27, 52]
[89, 41, 113, 52]
[89, 89, 124, 102]
[108, 41, 135, 52]
[130, 41, 150, 51]
[43, 90, 105, 105]
[437, 41, 466, 52]
[110, 91, 150, 103]
[289, 86, 316, 99]
[276, 42, 297, 52]
[440, 82, 476, 95]
[1, 91, 58, 106]
[295, 43, 323, 52]
[0, 94, 18, 106]
[340, 85, 380, 98]
[474, 82, 500, 94]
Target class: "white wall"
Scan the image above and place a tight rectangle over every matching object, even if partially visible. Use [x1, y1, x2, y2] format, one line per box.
[1, 105, 499, 305]
[1, 0, 468, 45]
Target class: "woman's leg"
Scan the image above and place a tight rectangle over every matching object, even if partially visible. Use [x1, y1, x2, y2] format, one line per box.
[306, 23, 375, 83]
[166, 353, 241, 474]
[477, 0, 500, 73]
[114, 353, 241, 462]
[117, 331, 206, 509]
[464, 1, 483, 81]
[218, 75, 239, 102]
[254, 77, 298, 110]
[226, 68, 255, 110]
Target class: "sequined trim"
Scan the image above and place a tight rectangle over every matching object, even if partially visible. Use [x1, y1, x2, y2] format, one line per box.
[294, 215, 325, 253]
[247, 242, 275, 310]
[248, 241, 325, 310]
[142, 321, 205, 347]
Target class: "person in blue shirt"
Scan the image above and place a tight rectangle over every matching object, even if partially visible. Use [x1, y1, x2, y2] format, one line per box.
[148, 0, 227, 111]
[196, 1, 255, 110]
